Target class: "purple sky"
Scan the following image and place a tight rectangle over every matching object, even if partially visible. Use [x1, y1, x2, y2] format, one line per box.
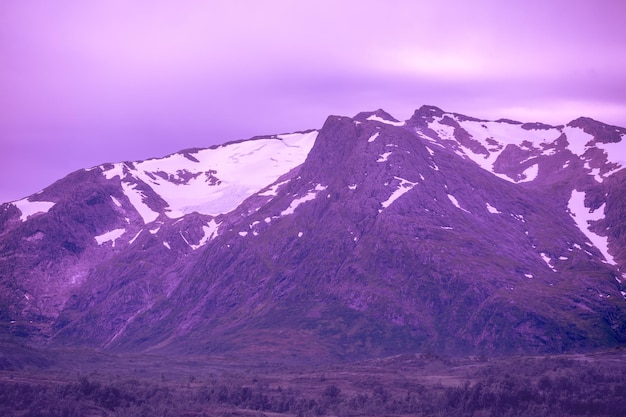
[1, 0, 625, 203]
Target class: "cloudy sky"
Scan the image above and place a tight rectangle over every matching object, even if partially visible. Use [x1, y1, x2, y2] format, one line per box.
[1, 0, 625, 203]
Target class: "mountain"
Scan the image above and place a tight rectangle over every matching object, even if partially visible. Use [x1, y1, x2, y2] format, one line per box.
[1, 105, 625, 362]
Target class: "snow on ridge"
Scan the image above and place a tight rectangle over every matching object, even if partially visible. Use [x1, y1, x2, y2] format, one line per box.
[276, 131, 317, 144]
[427, 120, 456, 141]
[426, 116, 561, 182]
[100, 131, 318, 219]
[563, 126, 593, 156]
[561, 126, 625, 180]
[102, 163, 124, 180]
[13, 199, 55, 221]
[95, 228, 125, 247]
[366, 115, 404, 126]
[140, 131, 317, 218]
[281, 184, 327, 216]
[258, 179, 290, 197]
[417, 131, 446, 149]
[458, 118, 561, 151]
[380, 177, 418, 211]
[425, 115, 624, 183]
[568, 190, 614, 264]
[596, 138, 626, 171]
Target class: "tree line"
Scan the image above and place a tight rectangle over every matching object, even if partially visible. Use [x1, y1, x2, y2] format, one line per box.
[1, 364, 626, 417]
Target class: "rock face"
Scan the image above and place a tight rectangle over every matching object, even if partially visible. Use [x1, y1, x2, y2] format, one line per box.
[1, 106, 625, 362]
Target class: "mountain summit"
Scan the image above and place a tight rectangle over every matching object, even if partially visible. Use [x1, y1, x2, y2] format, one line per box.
[1, 106, 625, 362]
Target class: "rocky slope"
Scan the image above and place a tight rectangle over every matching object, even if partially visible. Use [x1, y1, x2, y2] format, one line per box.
[1, 105, 625, 361]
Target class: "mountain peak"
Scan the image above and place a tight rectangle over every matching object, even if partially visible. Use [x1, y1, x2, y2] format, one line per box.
[2, 104, 625, 361]
[411, 104, 446, 119]
[353, 109, 403, 125]
[568, 117, 626, 144]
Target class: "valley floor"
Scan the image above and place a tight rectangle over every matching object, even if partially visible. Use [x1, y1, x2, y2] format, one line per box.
[1, 346, 626, 417]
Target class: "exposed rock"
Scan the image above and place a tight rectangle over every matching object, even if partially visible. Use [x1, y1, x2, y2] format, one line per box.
[1, 106, 625, 362]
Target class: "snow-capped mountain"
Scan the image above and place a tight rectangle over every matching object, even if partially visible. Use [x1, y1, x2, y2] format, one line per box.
[1, 105, 625, 361]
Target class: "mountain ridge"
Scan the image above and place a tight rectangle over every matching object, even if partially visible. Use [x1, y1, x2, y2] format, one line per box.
[1, 105, 625, 362]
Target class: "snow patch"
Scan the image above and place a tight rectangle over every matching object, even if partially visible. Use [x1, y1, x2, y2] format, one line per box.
[377, 152, 392, 162]
[111, 196, 122, 207]
[298, 231, 303, 238]
[596, 139, 626, 173]
[366, 115, 404, 126]
[281, 184, 327, 216]
[258, 179, 290, 197]
[540, 253, 557, 272]
[519, 164, 539, 182]
[568, 190, 613, 264]
[486, 202, 501, 214]
[179, 231, 190, 246]
[121, 182, 159, 224]
[95, 228, 125, 247]
[379, 177, 418, 211]
[563, 126, 594, 156]
[512, 214, 526, 222]
[368, 132, 380, 143]
[129, 230, 142, 245]
[102, 164, 124, 180]
[583, 161, 603, 183]
[427, 120, 456, 141]
[13, 199, 55, 221]
[446, 118, 562, 182]
[447, 194, 470, 213]
[191, 220, 220, 250]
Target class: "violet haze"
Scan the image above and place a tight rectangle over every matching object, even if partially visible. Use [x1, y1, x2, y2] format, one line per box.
[1, 0, 625, 203]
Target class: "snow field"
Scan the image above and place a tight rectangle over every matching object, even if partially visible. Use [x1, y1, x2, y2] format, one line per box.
[568, 190, 613, 264]
[13, 199, 55, 221]
[102, 131, 318, 221]
[95, 228, 125, 247]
